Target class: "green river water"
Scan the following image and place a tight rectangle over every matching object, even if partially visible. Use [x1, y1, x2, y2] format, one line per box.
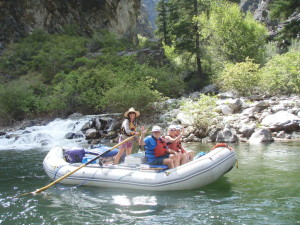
[0, 142, 299, 225]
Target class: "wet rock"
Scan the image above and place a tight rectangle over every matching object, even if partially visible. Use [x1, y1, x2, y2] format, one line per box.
[65, 132, 75, 139]
[85, 128, 100, 139]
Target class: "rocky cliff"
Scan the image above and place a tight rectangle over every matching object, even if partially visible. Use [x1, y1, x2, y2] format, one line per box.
[0, 0, 141, 46]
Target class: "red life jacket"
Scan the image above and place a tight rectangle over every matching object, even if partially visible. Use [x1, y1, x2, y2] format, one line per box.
[166, 139, 180, 152]
[154, 137, 168, 157]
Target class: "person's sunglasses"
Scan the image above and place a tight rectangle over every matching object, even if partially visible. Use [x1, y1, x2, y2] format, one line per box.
[169, 129, 176, 131]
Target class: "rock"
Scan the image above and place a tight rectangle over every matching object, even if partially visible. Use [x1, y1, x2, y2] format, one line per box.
[81, 121, 92, 131]
[176, 112, 194, 126]
[276, 131, 286, 138]
[85, 128, 100, 139]
[249, 129, 273, 144]
[261, 111, 300, 132]
[74, 131, 84, 139]
[65, 132, 75, 139]
[215, 127, 238, 143]
[228, 98, 243, 113]
[201, 84, 219, 94]
[208, 126, 222, 142]
[239, 124, 256, 138]
[221, 105, 234, 115]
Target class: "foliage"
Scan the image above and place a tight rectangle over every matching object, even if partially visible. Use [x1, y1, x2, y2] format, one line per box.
[199, 1, 268, 68]
[30, 35, 87, 83]
[155, 0, 172, 46]
[156, 0, 210, 80]
[86, 30, 131, 52]
[268, 0, 300, 41]
[258, 51, 300, 95]
[47, 54, 184, 116]
[269, 0, 300, 21]
[102, 79, 162, 113]
[0, 29, 87, 83]
[180, 94, 219, 130]
[0, 79, 37, 122]
[215, 58, 260, 96]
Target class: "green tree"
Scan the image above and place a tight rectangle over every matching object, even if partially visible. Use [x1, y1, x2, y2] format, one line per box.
[258, 51, 300, 95]
[199, 1, 268, 68]
[156, 0, 171, 46]
[168, 0, 204, 79]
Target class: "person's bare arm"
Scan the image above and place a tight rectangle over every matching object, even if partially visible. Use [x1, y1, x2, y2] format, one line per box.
[139, 126, 147, 146]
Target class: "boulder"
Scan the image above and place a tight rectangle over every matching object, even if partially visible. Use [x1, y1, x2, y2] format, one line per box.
[215, 126, 238, 143]
[85, 128, 100, 139]
[261, 111, 300, 132]
[249, 129, 273, 144]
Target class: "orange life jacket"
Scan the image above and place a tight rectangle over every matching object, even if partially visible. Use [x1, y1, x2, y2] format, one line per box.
[154, 137, 168, 157]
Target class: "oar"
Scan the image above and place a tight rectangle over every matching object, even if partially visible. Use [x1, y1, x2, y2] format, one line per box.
[17, 135, 136, 197]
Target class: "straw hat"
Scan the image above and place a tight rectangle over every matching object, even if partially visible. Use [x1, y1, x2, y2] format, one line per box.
[124, 107, 140, 117]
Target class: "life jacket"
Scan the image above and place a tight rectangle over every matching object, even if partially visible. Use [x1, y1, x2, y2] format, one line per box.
[176, 140, 186, 153]
[121, 119, 137, 136]
[166, 135, 185, 153]
[166, 135, 180, 152]
[154, 137, 168, 157]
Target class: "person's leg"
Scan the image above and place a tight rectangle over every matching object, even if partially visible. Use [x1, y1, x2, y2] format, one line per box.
[180, 153, 188, 165]
[125, 141, 133, 156]
[187, 151, 195, 161]
[162, 158, 174, 169]
[114, 148, 125, 164]
[125, 146, 133, 156]
[169, 154, 180, 167]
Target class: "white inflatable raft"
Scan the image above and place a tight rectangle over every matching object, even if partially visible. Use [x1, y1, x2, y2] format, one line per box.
[43, 145, 237, 191]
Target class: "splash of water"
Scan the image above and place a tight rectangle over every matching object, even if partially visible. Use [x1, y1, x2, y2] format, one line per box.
[0, 117, 92, 151]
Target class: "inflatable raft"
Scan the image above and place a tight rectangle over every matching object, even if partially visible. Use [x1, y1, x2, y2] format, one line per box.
[43, 144, 237, 191]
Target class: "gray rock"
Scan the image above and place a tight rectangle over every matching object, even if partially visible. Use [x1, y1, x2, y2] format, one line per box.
[215, 127, 238, 143]
[85, 128, 100, 139]
[249, 129, 273, 144]
[261, 111, 300, 132]
[65, 132, 75, 139]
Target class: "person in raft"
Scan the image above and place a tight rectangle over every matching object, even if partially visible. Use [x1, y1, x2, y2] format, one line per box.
[114, 107, 140, 165]
[175, 125, 194, 162]
[139, 125, 180, 169]
[164, 125, 188, 165]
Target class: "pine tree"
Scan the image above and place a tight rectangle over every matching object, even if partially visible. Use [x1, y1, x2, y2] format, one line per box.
[156, 0, 171, 46]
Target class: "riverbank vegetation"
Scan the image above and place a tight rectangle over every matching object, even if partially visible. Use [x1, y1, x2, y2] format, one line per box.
[0, 0, 299, 125]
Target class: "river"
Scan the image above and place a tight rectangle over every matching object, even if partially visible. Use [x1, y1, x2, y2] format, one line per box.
[0, 118, 299, 224]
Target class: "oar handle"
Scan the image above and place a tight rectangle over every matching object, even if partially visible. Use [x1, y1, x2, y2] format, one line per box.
[17, 135, 136, 197]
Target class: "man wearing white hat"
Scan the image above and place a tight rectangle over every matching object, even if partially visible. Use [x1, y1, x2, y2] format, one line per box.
[139, 126, 179, 168]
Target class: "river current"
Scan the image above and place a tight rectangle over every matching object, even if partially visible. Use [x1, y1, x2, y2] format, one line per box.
[0, 118, 299, 224]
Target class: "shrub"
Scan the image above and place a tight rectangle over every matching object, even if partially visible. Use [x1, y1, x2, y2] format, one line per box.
[180, 94, 219, 130]
[258, 51, 300, 95]
[215, 58, 260, 96]
[0, 80, 36, 122]
[102, 79, 162, 113]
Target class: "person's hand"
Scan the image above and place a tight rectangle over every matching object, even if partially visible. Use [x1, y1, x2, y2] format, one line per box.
[181, 128, 185, 135]
[140, 126, 147, 134]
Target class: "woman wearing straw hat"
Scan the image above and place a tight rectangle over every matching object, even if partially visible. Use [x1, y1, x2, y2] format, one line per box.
[114, 107, 140, 164]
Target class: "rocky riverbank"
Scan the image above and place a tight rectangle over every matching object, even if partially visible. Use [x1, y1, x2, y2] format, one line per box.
[1, 92, 300, 145]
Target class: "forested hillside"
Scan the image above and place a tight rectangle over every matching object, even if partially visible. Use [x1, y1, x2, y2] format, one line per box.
[0, 0, 299, 125]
